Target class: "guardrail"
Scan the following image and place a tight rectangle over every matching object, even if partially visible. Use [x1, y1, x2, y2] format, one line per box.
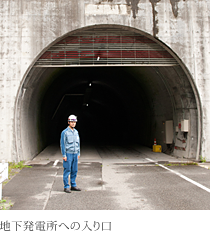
[0, 160, 8, 200]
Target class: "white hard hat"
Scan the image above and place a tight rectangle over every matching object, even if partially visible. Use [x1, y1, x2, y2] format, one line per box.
[68, 115, 77, 122]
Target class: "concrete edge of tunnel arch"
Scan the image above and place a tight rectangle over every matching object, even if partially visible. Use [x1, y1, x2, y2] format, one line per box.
[13, 24, 203, 162]
[154, 37, 203, 161]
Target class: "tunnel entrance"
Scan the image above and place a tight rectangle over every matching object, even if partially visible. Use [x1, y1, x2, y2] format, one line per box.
[15, 25, 201, 161]
[35, 66, 154, 146]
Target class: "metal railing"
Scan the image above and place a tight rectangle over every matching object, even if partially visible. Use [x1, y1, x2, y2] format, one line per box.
[35, 29, 178, 67]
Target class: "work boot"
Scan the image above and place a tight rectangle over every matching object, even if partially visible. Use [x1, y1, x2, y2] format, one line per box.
[71, 186, 81, 191]
[64, 188, 71, 193]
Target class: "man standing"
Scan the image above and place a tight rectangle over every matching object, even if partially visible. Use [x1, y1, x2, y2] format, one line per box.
[60, 115, 81, 193]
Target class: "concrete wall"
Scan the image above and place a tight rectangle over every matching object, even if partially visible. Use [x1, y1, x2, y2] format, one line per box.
[0, 0, 209, 161]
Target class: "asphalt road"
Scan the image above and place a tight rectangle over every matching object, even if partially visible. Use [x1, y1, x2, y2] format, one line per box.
[3, 144, 210, 210]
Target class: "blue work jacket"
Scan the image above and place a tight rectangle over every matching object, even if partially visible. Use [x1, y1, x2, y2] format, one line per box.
[60, 127, 80, 158]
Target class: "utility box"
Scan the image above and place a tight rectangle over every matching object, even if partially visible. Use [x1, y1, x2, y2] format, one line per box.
[181, 120, 189, 132]
[165, 120, 173, 144]
[153, 145, 162, 152]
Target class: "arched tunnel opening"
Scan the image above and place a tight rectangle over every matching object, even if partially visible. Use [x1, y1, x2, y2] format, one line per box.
[15, 26, 200, 161]
[17, 65, 199, 161]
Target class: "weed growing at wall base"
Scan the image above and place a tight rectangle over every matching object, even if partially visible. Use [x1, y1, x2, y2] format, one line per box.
[0, 199, 13, 210]
[199, 155, 206, 163]
[3, 161, 32, 186]
[1, 161, 32, 210]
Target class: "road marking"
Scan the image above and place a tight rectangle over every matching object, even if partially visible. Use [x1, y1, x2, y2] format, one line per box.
[145, 158, 210, 194]
[145, 158, 154, 162]
[53, 160, 59, 167]
[43, 171, 58, 210]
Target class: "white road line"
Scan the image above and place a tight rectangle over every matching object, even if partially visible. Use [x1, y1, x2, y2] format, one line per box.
[145, 158, 210, 194]
[53, 160, 59, 167]
[145, 158, 154, 162]
[43, 170, 58, 210]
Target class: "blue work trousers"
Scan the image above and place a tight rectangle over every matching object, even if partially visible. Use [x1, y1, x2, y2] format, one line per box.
[63, 153, 78, 188]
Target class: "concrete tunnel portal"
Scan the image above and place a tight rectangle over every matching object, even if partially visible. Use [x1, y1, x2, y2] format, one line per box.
[15, 25, 201, 161]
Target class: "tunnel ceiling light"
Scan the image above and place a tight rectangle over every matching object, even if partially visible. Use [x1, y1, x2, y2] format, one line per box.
[89, 83, 92, 87]
[86, 104, 89, 106]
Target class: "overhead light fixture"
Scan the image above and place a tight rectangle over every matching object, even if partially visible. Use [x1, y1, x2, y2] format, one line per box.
[89, 83, 92, 87]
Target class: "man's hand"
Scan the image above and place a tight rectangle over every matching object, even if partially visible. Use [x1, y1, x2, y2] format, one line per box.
[63, 157, 67, 161]
[78, 155, 80, 159]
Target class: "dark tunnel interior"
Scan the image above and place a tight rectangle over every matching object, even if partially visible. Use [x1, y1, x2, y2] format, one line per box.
[39, 67, 154, 147]
[20, 64, 199, 160]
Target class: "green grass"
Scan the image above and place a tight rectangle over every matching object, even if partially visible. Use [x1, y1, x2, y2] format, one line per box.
[199, 155, 206, 163]
[164, 162, 198, 167]
[3, 161, 32, 186]
[9, 161, 32, 171]
[0, 199, 13, 210]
